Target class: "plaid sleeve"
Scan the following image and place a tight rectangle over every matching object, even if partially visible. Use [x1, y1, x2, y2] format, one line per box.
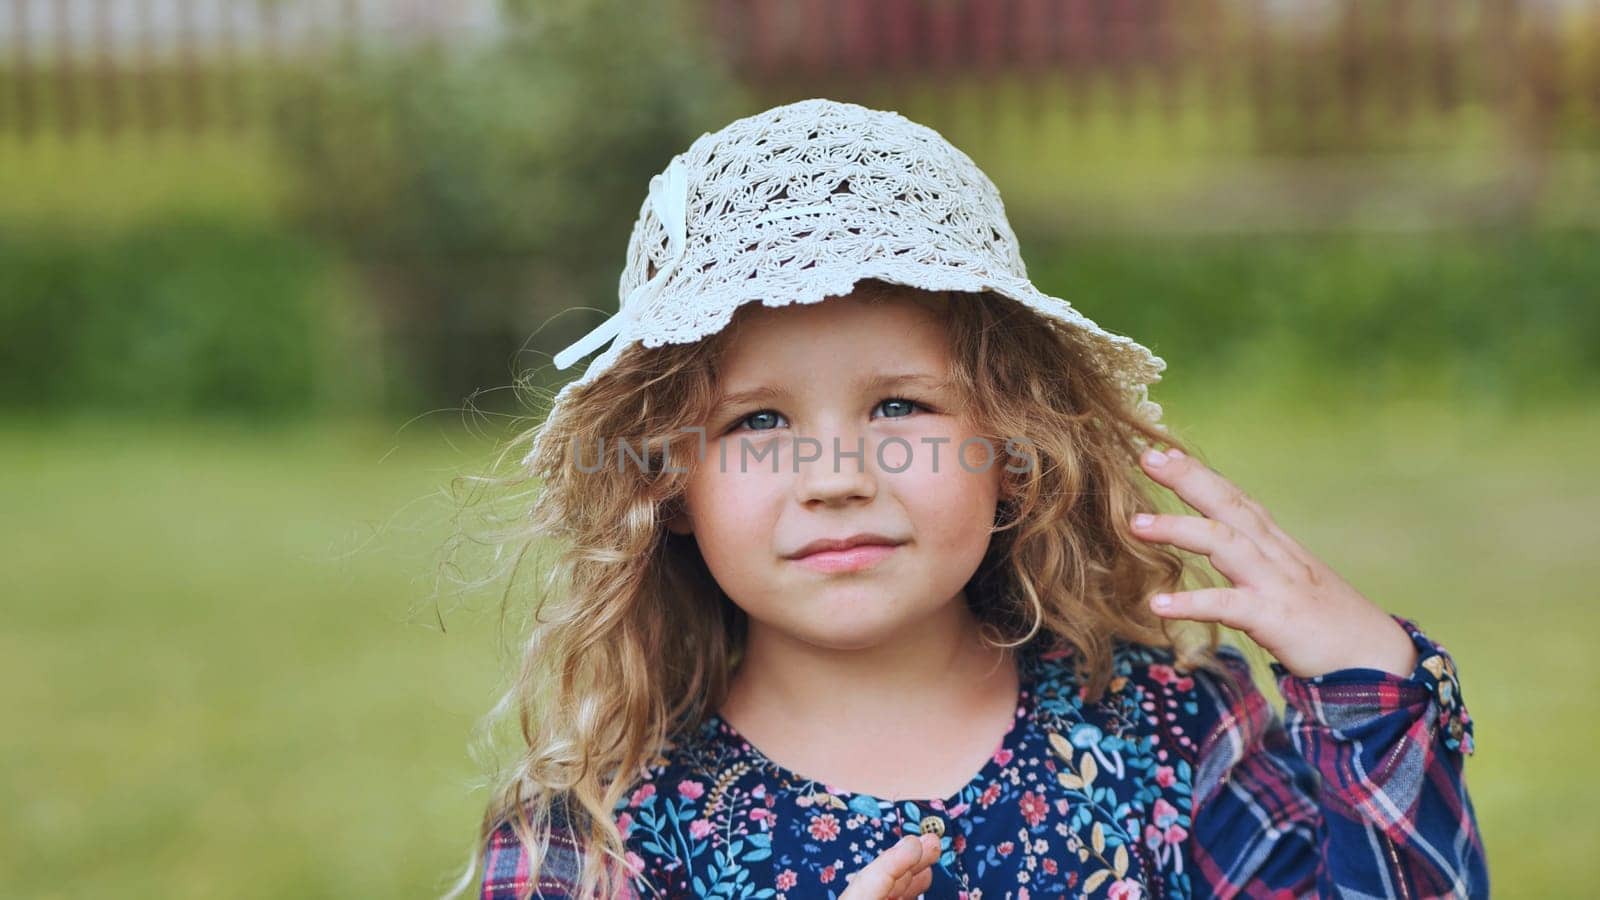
[1186, 616, 1488, 899]
[480, 816, 583, 900]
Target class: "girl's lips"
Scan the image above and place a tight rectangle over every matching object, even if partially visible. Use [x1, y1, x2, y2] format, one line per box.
[789, 543, 900, 573]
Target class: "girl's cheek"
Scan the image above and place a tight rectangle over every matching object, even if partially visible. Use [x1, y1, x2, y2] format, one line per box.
[895, 455, 994, 510]
[698, 469, 789, 526]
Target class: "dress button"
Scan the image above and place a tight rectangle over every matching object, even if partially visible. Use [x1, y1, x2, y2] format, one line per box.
[919, 814, 946, 837]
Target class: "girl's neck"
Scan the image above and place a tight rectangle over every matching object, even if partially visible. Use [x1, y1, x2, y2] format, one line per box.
[715, 603, 1021, 799]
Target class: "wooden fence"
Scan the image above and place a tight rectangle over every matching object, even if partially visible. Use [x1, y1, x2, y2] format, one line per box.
[712, 0, 1600, 158]
[1, 0, 1596, 156]
[0, 0, 495, 140]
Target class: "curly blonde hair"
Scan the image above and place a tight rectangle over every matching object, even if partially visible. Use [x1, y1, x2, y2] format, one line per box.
[442, 279, 1225, 900]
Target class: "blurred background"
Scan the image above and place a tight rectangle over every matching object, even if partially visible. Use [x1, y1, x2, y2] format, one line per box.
[1, 0, 1595, 896]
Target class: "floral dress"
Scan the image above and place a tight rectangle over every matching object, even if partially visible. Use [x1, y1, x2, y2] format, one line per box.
[483, 617, 1486, 899]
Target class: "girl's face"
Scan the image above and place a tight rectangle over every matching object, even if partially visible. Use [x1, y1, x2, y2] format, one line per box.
[669, 291, 1006, 651]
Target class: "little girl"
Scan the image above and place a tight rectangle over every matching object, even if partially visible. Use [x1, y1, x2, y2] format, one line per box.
[458, 98, 1486, 900]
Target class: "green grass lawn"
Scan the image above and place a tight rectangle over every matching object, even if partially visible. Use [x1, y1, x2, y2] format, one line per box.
[1, 394, 1593, 897]
[0, 133, 288, 232]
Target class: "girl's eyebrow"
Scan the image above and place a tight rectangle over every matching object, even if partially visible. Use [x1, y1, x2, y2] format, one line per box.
[712, 373, 951, 413]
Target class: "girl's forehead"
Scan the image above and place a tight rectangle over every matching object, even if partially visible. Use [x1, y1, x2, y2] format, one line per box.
[722, 291, 949, 345]
[716, 324, 952, 384]
[704, 289, 959, 394]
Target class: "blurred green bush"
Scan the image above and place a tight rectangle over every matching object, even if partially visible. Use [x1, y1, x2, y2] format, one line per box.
[0, 217, 378, 418]
[1023, 227, 1600, 411]
[4, 221, 1594, 421]
[267, 0, 747, 412]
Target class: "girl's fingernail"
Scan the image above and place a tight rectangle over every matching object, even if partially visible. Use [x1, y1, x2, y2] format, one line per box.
[1152, 593, 1172, 609]
[1143, 448, 1166, 467]
[1133, 513, 1154, 528]
[1166, 447, 1185, 460]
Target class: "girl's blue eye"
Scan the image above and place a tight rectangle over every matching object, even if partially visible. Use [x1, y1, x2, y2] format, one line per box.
[739, 410, 785, 432]
[876, 398, 920, 419]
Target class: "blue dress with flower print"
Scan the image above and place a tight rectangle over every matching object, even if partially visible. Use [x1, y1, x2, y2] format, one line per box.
[482, 618, 1486, 899]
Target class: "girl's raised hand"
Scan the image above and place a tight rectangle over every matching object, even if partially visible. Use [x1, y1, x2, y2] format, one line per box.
[839, 833, 941, 900]
[1131, 446, 1419, 679]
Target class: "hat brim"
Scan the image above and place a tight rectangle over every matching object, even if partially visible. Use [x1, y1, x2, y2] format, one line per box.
[526, 266, 1166, 466]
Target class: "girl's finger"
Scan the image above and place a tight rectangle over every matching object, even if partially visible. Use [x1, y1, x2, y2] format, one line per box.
[1147, 586, 1262, 632]
[894, 834, 938, 898]
[886, 864, 929, 900]
[839, 833, 938, 899]
[1130, 512, 1276, 589]
[897, 865, 934, 899]
[842, 837, 917, 899]
[1145, 448, 1327, 578]
[1139, 448, 1278, 546]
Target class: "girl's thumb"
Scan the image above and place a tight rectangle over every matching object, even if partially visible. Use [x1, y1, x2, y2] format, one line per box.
[839, 833, 938, 899]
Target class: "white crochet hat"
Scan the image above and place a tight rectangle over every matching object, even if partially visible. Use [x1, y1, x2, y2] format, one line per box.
[526, 97, 1166, 465]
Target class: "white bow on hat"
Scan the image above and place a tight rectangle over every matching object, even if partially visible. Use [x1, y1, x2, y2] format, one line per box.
[553, 156, 691, 371]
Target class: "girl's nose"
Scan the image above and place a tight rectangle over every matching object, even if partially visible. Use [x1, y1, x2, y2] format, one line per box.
[792, 433, 879, 506]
